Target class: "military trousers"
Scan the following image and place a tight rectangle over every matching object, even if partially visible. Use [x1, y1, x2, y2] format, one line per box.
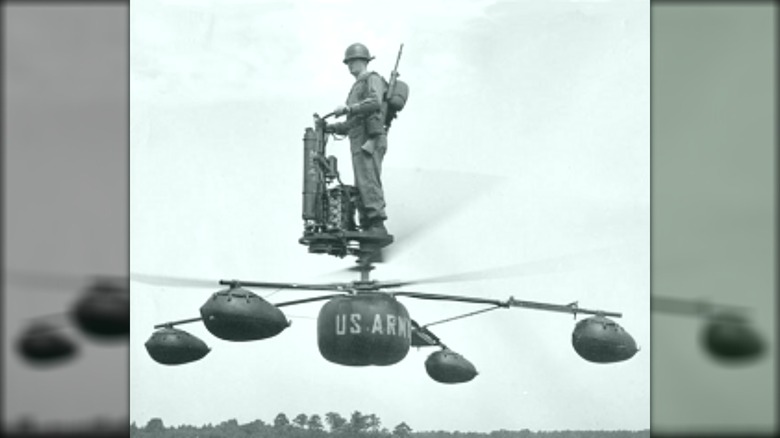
[350, 133, 388, 226]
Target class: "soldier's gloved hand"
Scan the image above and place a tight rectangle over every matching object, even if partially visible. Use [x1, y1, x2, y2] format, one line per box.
[317, 118, 336, 134]
[333, 104, 350, 117]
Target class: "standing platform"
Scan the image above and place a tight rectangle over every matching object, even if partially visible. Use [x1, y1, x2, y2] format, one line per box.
[299, 230, 393, 260]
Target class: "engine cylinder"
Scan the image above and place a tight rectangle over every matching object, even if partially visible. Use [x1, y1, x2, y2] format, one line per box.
[302, 127, 321, 221]
[326, 186, 358, 232]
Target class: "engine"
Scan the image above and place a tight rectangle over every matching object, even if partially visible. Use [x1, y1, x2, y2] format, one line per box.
[299, 123, 361, 257]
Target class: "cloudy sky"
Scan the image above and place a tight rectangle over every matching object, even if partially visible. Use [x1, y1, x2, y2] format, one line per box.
[129, 0, 649, 433]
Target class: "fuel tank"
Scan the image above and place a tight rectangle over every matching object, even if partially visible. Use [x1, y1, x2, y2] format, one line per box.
[572, 315, 639, 363]
[200, 286, 289, 342]
[71, 280, 129, 338]
[701, 312, 765, 362]
[145, 327, 210, 365]
[318, 293, 411, 366]
[17, 323, 78, 363]
[424, 349, 478, 384]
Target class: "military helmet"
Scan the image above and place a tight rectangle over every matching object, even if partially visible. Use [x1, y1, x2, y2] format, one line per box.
[343, 43, 375, 64]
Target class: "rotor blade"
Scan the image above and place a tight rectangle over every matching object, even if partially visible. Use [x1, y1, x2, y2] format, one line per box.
[132, 272, 351, 293]
[6, 269, 120, 291]
[377, 243, 639, 288]
[336, 168, 502, 272]
[130, 273, 220, 288]
[395, 291, 504, 307]
[383, 168, 502, 262]
[154, 316, 204, 329]
[273, 293, 347, 308]
[218, 279, 350, 292]
[24, 312, 72, 325]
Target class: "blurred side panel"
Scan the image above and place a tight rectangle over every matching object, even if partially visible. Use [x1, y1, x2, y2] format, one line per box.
[652, 1, 777, 436]
[2, 1, 128, 436]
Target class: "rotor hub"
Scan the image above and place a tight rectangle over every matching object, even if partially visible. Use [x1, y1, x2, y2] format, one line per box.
[352, 280, 380, 292]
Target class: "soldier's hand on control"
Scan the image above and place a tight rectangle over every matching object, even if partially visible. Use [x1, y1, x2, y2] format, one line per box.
[317, 118, 336, 134]
[333, 104, 350, 117]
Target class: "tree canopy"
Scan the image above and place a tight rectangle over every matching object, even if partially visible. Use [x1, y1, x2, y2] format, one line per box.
[130, 413, 649, 438]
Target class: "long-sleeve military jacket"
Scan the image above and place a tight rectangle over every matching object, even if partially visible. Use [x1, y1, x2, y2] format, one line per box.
[331, 71, 387, 139]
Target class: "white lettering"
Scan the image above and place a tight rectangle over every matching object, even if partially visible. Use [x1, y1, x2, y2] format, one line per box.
[337, 312, 413, 338]
[386, 315, 396, 335]
[335, 314, 346, 335]
[372, 314, 384, 334]
[350, 314, 362, 334]
[398, 315, 407, 338]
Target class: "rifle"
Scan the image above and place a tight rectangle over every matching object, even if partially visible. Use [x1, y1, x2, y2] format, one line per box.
[383, 43, 404, 125]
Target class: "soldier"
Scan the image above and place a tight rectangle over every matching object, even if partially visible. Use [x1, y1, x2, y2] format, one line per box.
[321, 43, 390, 237]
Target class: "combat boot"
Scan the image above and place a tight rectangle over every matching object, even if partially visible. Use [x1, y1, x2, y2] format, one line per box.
[366, 218, 389, 237]
[357, 213, 371, 233]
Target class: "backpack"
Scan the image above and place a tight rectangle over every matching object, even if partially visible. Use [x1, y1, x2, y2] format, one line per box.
[356, 72, 410, 129]
[384, 79, 409, 127]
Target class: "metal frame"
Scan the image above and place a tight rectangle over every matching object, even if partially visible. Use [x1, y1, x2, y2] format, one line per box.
[152, 279, 623, 329]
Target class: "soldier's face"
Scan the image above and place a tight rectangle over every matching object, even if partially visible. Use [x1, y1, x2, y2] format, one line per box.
[347, 59, 367, 77]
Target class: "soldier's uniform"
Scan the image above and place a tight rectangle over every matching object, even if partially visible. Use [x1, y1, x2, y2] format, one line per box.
[328, 47, 389, 234]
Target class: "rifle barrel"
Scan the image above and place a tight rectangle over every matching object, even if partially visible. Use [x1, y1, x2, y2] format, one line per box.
[393, 44, 403, 71]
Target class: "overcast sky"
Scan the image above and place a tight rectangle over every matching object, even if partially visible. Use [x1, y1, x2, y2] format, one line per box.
[129, 0, 649, 433]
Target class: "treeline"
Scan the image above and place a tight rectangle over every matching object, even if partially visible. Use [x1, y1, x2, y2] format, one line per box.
[130, 412, 649, 438]
[131, 412, 411, 438]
